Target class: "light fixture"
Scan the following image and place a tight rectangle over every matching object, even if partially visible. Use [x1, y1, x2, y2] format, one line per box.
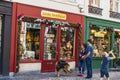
[77, 4, 84, 13]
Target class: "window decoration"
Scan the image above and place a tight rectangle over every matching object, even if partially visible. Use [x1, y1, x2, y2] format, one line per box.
[89, 24, 112, 57]
[60, 27, 75, 59]
[44, 25, 57, 60]
[16, 16, 80, 71]
[18, 21, 40, 60]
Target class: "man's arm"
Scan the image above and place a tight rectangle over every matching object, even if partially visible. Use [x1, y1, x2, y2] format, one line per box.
[109, 52, 116, 60]
[82, 51, 90, 59]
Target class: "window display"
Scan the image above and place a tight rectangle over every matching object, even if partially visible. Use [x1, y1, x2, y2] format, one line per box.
[19, 22, 40, 60]
[90, 26, 111, 57]
[114, 31, 120, 57]
[60, 27, 75, 59]
[44, 25, 57, 60]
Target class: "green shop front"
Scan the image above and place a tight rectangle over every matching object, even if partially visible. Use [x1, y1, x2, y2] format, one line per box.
[84, 16, 120, 69]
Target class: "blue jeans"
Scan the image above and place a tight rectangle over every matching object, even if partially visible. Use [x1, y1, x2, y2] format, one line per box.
[86, 58, 92, 78]
[78, 60, 85, 74]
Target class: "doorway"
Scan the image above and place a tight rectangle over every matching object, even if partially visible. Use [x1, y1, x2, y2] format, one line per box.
[41, 24, 76, 72]
[41, 25, 58, 72]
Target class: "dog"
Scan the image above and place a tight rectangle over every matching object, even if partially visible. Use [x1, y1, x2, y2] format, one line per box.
[55, 60, 72, 77]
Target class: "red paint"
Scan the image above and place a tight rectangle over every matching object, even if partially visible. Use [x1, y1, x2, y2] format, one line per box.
[10, 3, 84, 72]
[57, 26, 61, 60]
[40, 23, 45, 61]
[10, 3, 17, 72]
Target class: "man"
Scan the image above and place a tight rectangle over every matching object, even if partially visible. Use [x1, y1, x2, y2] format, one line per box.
[82, 39, 94, 79]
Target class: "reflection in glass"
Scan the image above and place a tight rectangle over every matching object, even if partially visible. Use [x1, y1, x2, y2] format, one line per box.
[44, 25, 57, 60]
[0, 15, 2, 54]
[19, 22, 40, 60]
[60, 27, 75, 59]
[114, 31, 120, 57]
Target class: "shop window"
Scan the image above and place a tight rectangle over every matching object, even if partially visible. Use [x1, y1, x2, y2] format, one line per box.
[44, 25, 57, 60]
[60, 27, 75, 59]
[89, 0, 100, 7]
[114, 31, 120, 57]
[19, 22, 40, 60]
[90, 25, 111, 57]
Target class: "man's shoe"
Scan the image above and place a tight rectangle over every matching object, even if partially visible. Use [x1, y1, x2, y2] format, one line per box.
[85, 77, 92, 79]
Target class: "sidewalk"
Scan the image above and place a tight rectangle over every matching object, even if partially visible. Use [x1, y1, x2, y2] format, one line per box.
[0, 70, 120, 80]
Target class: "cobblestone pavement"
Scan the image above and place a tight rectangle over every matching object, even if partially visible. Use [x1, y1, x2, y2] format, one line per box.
[0, 70, 120, 80]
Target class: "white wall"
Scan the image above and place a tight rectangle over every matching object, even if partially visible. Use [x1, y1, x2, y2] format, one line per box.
[7, 0, 120, 22]
[9, 0, 84, 15]
[19, 63, 41, 73]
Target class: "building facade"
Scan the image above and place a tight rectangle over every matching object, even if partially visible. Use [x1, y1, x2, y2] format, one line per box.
[0, 1, 12, 76]
[84, 0, 120, 68]
[9, 2, 84, 75]
[2, 0, 120, 75]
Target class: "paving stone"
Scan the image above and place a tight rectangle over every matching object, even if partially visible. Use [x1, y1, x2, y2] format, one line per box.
[0, 70, 120, 80]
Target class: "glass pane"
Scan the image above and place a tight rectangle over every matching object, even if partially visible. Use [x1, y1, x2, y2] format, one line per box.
[19, 22, 40, 60]
[44, 25, 57, 60]
[90, 0, 99, 7]
[95, 0, 99, 6]
[114, 0, 119, 12]
[90, 26, 111, 57]
[114, 32, 120, 57]
[60, 27, 75, 59]
[110, 0, 113, 11]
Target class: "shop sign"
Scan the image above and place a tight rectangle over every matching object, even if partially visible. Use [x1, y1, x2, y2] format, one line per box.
[25, 22, 40, 29]
[41, 10, 67, 20]
[94, 32, 104, 37]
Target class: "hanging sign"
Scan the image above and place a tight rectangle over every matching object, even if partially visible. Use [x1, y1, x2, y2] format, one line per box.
[94, 32, 104, 37]
[41, 10, 67, 20]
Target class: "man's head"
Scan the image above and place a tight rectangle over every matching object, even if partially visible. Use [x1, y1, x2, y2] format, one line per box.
[87, 39, 92, 45]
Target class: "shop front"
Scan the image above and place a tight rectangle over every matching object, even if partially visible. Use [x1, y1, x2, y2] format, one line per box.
[84, 16, 120, 69]
[0, 1, 12, 76]
[10, 3, 84, 73]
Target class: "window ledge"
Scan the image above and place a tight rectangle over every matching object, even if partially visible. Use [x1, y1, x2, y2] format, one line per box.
[110, 11, 120, 19]
[20, 60, 42, 63]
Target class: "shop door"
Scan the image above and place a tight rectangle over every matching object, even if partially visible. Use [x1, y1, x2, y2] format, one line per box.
[41, 25, 59, 72]
[41, 25, 76, 72]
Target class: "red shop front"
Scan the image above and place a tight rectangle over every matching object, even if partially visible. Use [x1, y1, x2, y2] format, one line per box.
[10, 3, 84, 74]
